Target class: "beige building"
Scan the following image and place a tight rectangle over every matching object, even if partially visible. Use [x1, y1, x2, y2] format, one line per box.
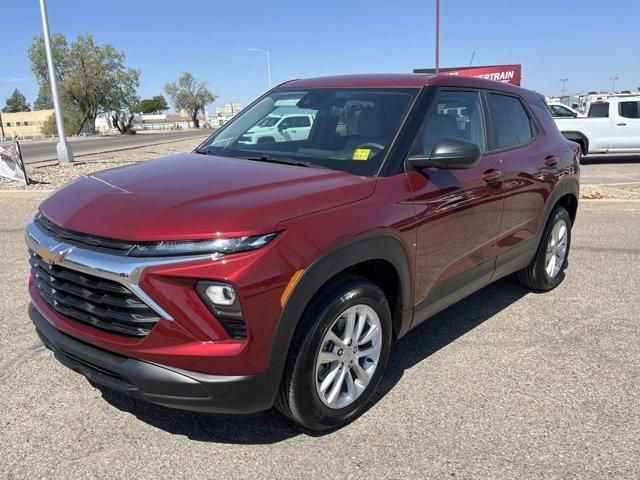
[1, 109, 53, 137]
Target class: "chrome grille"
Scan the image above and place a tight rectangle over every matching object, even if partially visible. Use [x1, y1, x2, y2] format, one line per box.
[29, 249, 159, 337]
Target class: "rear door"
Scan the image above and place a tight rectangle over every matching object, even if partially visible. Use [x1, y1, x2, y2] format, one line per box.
[612, 100, 640, 150]
[487, 92, 559, 261]
[408, 88, 504, 305]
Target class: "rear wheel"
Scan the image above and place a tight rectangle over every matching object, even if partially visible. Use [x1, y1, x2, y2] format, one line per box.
[275, 274, 392, 430]
[518, 206, 571, 291]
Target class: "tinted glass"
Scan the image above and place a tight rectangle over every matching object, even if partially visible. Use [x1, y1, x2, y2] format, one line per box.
[292, 116, 311, 127]
[550, 105, 575, 118]
[588, 102, 609, 118]
[619, 101, 640, 119]
[488, 93, 533, 149]
[412, 90, 486, 155]
[198, 88, 417, 176]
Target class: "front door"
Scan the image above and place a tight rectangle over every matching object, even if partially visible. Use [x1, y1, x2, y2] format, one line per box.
[408, 89, 504, 306]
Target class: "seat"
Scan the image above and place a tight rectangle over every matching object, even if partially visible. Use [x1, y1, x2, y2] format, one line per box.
[342, 109, 388, 152]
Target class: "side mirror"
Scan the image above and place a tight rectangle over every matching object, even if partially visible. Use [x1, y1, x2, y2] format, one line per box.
[407, 138, 482, 171]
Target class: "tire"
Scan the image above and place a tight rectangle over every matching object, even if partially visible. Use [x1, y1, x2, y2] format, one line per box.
[275, 274, 392, 431]
[517, 205, 572, 292]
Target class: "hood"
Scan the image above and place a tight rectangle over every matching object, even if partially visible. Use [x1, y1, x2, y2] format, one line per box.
[40, 153, 376, 241]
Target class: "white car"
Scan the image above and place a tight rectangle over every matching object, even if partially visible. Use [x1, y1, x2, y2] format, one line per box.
[239, 114, 315, 144]
[555, 96, 640, 154]
[547, 102, 585, 118]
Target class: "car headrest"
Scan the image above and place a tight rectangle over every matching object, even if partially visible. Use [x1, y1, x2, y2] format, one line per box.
[357, 109, 386, 138]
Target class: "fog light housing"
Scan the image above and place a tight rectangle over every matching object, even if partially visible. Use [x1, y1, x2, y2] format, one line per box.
[204, 284, 237, 306]
[196, 281, 247, 339]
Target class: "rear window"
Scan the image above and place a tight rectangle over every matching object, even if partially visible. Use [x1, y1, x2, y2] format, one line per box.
[488, 93, 534, 149]
[588, 102, 609, 118]
[618, 101, 640, 119]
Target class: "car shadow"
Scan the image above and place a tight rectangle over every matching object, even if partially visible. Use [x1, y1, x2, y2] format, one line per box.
[97, 276, 528, 444]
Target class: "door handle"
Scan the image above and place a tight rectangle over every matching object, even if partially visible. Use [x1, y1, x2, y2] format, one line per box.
[544, 155, 558, 167]
[617, 123, 627, 126]
[482, 169, 502, 184]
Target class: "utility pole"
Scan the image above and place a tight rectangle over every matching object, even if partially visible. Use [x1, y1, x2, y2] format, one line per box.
[38, 0, 73, 164]
[609, 76, 619, 94]
[435, 0, 440, 73]
[249, 49, 272, 89]
[560, 78, 568, 97]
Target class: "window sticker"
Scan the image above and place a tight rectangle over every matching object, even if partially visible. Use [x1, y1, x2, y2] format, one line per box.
[352, 148, 371, 161]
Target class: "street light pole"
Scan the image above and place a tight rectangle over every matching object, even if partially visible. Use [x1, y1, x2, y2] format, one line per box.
[435, 0, 440, 74]
[38, 0, 73, 164]
[249, 48, 272, 89]
[560, 78, 568, 97]
[609, 76, 619, 94]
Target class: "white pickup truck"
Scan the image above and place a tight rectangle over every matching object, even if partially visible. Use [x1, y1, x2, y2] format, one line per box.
[554, 97, 640, 155]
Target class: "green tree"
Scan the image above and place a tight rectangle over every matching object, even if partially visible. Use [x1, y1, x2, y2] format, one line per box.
[41, 110, 84, 136]
[111, 93, 141, 135]
[33, 85, 54, 110]
[28, 34, 140, 134]
[2, 89, 31, 113]
[164, 73, 217, 128]
[137, 95, 168, 114]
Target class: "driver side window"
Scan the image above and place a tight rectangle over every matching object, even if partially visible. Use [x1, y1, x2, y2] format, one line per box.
[278, 118, 291, 130]
[411, 90, 487, 156]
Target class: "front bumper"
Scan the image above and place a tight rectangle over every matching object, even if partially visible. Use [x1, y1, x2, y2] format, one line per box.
[30, 303, 279, 414]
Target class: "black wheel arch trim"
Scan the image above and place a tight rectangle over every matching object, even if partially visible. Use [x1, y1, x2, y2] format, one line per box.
[266, 233, 413, 376]
[560, 131, 589, 154]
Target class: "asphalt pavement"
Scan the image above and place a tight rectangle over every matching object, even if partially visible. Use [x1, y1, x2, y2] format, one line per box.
[1, 191, 638, 479]
[19, 129, 213, 164]
[580, 154, 640, 184]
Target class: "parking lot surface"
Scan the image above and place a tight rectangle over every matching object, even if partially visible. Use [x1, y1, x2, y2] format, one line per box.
[1, 194, 638, 479]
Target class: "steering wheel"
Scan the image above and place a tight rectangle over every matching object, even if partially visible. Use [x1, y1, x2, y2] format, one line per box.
[355, 142, 385, 154]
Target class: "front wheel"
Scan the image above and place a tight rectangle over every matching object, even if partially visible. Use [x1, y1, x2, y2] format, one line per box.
[517, 205, 572, 291]
[275, 274, 392, 430]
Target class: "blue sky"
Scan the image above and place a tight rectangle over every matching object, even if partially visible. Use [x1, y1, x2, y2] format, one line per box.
[2, 0, 639, 111]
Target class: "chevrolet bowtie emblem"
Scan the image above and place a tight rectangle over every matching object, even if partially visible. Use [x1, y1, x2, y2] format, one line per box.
[40, 243, 75, 265]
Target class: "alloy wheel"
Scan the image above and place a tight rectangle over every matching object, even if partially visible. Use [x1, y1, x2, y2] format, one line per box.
[545, 219, 568, 278]
[314, 304, 382, 409]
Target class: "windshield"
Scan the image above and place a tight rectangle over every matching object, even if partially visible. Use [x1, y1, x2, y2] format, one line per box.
[197, 88, 418, 176]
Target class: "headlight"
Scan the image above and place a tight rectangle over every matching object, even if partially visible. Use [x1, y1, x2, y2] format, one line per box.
[128, 232, 278, 257]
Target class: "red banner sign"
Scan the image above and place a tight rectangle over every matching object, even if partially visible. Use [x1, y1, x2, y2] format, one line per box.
[440, 65, 522, 85]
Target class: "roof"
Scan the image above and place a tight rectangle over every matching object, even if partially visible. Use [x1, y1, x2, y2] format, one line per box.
[278, 73, 540, 100]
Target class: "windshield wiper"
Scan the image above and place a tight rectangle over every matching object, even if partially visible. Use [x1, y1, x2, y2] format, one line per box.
[241, 155, 327, 169]
[193, 147, 213, 155]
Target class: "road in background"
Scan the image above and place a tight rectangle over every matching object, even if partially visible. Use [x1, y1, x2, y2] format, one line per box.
[0, 194, 638, 479]
[20, 129, 213, 164]
[581, 154, 640, 184]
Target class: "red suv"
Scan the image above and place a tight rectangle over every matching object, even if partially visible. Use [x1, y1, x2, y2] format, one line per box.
[27, 74, 579, 430]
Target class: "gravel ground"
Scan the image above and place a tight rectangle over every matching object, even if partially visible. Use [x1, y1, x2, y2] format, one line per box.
[0, 137, 204, 190]
[0, 195, 639, 479]
[2, 141, 640, 200]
